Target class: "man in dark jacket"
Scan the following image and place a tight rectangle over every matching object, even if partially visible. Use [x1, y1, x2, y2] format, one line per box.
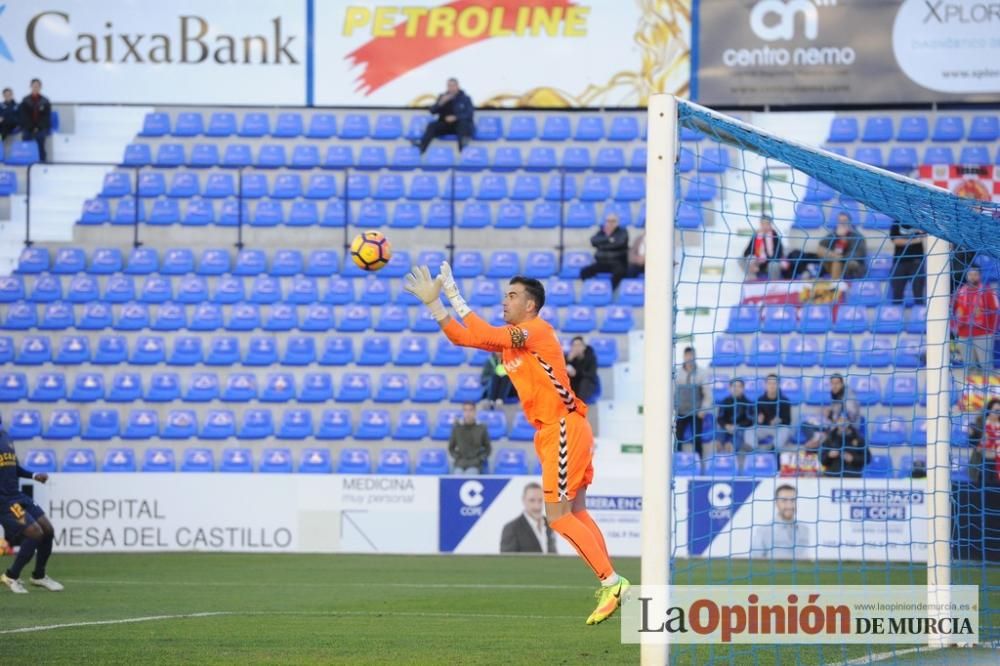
[500, 482, 557, 553]
[1, 88, 19, 141]
[449, 402, 491, 474]
[416, 77, 474, 154]
[755, 374, 792, 450]
[816, 213, 867, 280]
[19, 79, 52, 162]
[565, 336, 599, 403]
[580, 213, 629, 288]
[821, 413, 868, 477]
[715, 378, 755, 454]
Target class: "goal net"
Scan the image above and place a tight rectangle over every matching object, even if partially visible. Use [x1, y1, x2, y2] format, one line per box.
[639, 95, 1000, 664]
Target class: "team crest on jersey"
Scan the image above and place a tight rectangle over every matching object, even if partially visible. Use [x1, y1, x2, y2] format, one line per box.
[507, 327, 529, 349]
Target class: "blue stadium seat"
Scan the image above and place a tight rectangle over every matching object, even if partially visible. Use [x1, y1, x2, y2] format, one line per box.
[573, 116, 604, 142]
[16, 247, 49, 274]
[201, 410, 237, 440]
[315, 410, 352, 440]
[141, 448, 175, 473]
[699, 147, 730, 173]
[413, 373, 447, 403]
[578, 175, 610, 201]
[672, 451, 700, 477]
[854, 335, 894, 368]
[614, 176, 644, 202]
[832, 304, 868, 333]
[29, 274, 61, 302]
[297, 303, 331, 332]
[220, 373, 257, 402]
[0, 170, 17, 195]
[122, 409, 159, 439]
[923, 146, 954, 165]
[506, 413, 534, 441]
[760, 305, 797, 333]
[22, 448, 56, 472]
[906, 305, 927, 335]
[203, 173, 235, 199]
[274, 335, 311, 365]
[130, 335, 166, 364]
[387, 202, 419, 228]
[431, 409, 461, 440]
[299, 448, 333, 474]
[778, 376, 804, 405]
[143, 372, 180, 402]
[335, 373, 371, 402]
[336, 447, 371, 473]
[959, 146, 991, 166]
[0, 336, 11, 364]
[451, 373, 484, 403]
[861, 116, 893, 142]
[356, 410, 391, 440]
[101, 448, 137, 473]
[225, 303, 261, 331]
[164, 412, 198, 440]
[895, 115, 928, 142]
[140, 112, 170, 137]
[847, 376, 881, 406]
[684, 175, 717, 202]
[586, 337, 616, 367]
[82, 410, 118, 440]
[469, 278, 501, 306]
[106, 371, 142, 402]
[138, 275, 172, 303]
[496, 202, 526, 229]
[274, 112, 304, 138]
[154, 302, 189, 333]
[580, 280, 612, 307]
[884, 147, 918, 172]
[394, 411, 430, 441]
[212, 276, 244, 304]
[287, 276, 319, 304]
[358, 146, 388, 171]
[123, 143, 152, 167]
[475, 116, 502, 141]
[827, 116, 858, 142]
[277, 410, 313, 439]
[31, 372, 66, 402]
[389, 145, 420, 171]
[359, 337, 392, 366]
[600, 306, 634, 333]
[743, 452, 778, 477]
[5, 409, 40, 442]
[792, 203, 824, 229]
[459, 202, 490, 228]
[492, 146, 523, 172]
[90, 334, 126, 364]
[6, 141, 40, 165]
[415, 448, 450, 475]
[306, 113, 336, 139]
[726, 305, 760, 334]
[236, 409, 274, 439]
[54, 335, 89, 364]
[894, 336, 924, 368]
[238, 112, 270, 138]
[221, 143, 252, 168]
[3, 302, 37, 330]
[359, 279, 391, 306]
[747, 336, 781, 367]
[853, 146, 883, 167]
[712, 336, 744, 367]
[219, 448, 253, 473]
[170, 112, 203, 137]
[593, 147, 625, 173]
[45, 409, 81, 439]
[373, 448, 409, 473]
[493, 448, 527, 475]
[154, 143, 185, 168]
[884, 374, 919, 406]
[189, 144, 219, 168]
[250, 275, 284, 303]
[541, 116, 570, 141]
[521, 147, 555, 173]
[486, 251, 519, 278]
[180, 447, 214, 471]
[320, 336, 354, 365]
[558, 251, 591, 280]
[432, 340, 466, 366]
[969, 115, 999, 141]
[458, 146, 489, 172]
[61, 448, 97, 473]
[372, 304, 407, 333]
[0, 276, 24, 303]
[205, 335, 240, 365]
[782, 336, 819, 367]
[52, 247, 86, 274]
[289, 145, 319, 169]
[340, 114, 370, 139]
[864, 454, 892, 478]
[931, 115, 963, 142]
[872, 304, 905, 334]
[506, 116, 537, 141]
[259, 373, 294, 403]
[475, 410, 505, 440]
[37, 301, 73, 330]
[703, 454, 738, 477]
[270, 174, 302, 200]
[168, 171, 201, 198]
[393, 336, 428, 366]
[323, 145, 353, 169]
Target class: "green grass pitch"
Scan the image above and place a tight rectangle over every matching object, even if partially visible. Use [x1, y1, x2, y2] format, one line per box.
[0, 553, 996, 664]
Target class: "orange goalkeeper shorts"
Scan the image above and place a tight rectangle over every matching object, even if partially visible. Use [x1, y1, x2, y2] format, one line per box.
[534, 411, 594, 503]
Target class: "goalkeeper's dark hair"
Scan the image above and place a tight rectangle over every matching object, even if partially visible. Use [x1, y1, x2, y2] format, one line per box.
[509, 276, 545, 312]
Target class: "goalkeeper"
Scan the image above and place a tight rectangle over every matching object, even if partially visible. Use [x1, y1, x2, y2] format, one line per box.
[405, 264, 629, 625]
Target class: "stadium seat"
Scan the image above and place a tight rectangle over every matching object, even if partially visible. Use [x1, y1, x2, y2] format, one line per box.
[101, 448, 137, 473]
[274, 112, 304, 138]
[324, 145, 354, 169]
[31, 372, 66, 402]
[141, 448, 175, 473]
[562, 147, 591, 172]
[565, 202, 596, 228]
[431, 409, 461, 440]
[205, 335, 240, 365]
[337, 448, 371, 473]
[394, 411, 430, 441]
[180, 447, 214, 471]
[305, 250, 338, 277]
[580, 279, 613, 306]
[884, 374, 919, 406]
[307, 113, 336, 139]
[0, 276, 24, 303]
[61, 448, 97, 473]
[131, 335, 167, 363]
[832, 304, 868, 333]
[17, 335, 51, 365]
[201, 410, 237, 440]
[827, 116, 858, 142]
[234, 413, 278, 446]
[318, 410, 353, 440]
[299, 372, 332, 402]
[853, 147, 883, 167]
[923, 146, 954, 165]
[0, 170, 17, 195]
[896, 115, 928, 142]
[886, 147, 918, 172]
[375, 373, 409, 403]
[0, 337, 10, 364]
[140, 112, 170, 137]
[793, 203, 825, 229]
[872, 304, 905, 334]
[277, 410, 313, 439]
[320, 336, 354, 365]
[55, 335, 90, 364]
[184, 373, 219, 402]
[290, 145, 320, 169]
[123, 143, 152, 168]
[600, 306, 634, 333]
[968, 115, 999, 141]
[451, 373, 484, 403]
[204, 173, 235, 198]
[606, 115, 638, 141]
[493, 146, 523, 172]
[906, 305, 927, 335]
[854, 335, 894, 368]
[847, 375, 882, 406]
[894, 336, 924, 368]
[458, 146, 489, 172]
[711, 337, 744, 367]
[219, 448, 253, 473]
[743, 452, 778, 477]
[684, 175, 717, 201]
[22, 449, 56, 473]
[726, 305, 760, 334]
[336, 373, 371, 402]
[561, 305, 596, 333]
[486, 251, 519, 278]
[390, 145, 420, 170]
[496, 202, 526, 228]
[334, 304, 369, 332]
[931, 115, 963, 142]
[82, 410, 118, 440]
[412, 373, 447, 403]
[545, 174, 576, 201]
[747, 336, 781, 367]
[864, 454, 892, 478]
[6, 141, 40, 165]
[861, 116, 893, 142]
[340, 114, 370, 139]
[108, 372, 143, 402]
[432, 340, 466, 366]
[356, 410, 391, 440]
[123, 410, 159, 440]
[221, 144, 252, 168]
[299, 449, 333, 474]
[45, 409, 81, 439]
[189, 144, 220, 168]
[525, 146, 557, 172]
[3, 302, 37, 330]
[846, 280, 885, 306]
[93, 334, 128, 364]
[29, 274, 62, 303]
[959, 146, 991, 166]
[493, 448, 527, 475]
[146, 372, 180, 402]
[673, 452, 700, 476]
[415, 448, 450, 475]
[16, 247, 50, 274]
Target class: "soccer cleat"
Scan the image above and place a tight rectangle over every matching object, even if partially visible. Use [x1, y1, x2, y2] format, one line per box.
[586, 575, 630, 625]
[1, 573, 28, 594]
[30, 576, 64, 591]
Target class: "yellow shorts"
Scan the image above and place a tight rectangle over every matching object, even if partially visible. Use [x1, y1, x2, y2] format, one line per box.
[534, 411, 594, 503]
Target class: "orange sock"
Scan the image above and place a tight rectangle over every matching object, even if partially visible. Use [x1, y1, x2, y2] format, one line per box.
[550, 513, 614, 581]
[572, 509, 610, 560]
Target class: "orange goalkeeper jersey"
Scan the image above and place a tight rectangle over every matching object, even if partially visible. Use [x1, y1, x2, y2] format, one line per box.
[443, 313, 587, 428]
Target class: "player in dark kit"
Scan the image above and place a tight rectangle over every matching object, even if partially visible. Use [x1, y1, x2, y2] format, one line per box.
[0, 416, 63, 594]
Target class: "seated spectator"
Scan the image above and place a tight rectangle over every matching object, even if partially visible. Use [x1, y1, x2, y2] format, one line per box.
[823, 373, 859, 425]
[742, 216, 786, 281]
[580, 212, 629, 288]
[0, 88, 18, 141]
[952, 266, 999, 371]
[565, 336, 599, 403]
[755, 374, 791, 450]
[815, 213, 867, 280]
[968, 397, 1000, 486]
[19, 78, 52, 162]
[675, 346, 709, 455]
[821, 412, 868, 477]
[626, 230, 645, 278]
[714, 378, 755, 454]
[481, 352, 515, 408]
[414, 77, 474, 154]
[449, 402, 492, 475]
[889, 221, 926, 305]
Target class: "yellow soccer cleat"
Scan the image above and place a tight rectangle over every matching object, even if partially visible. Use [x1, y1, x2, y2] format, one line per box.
[585, 576, 630, 625]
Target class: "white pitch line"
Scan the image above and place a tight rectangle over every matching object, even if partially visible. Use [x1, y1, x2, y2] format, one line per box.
[842, 647, 924, 665]
[0, 612, 231, 635]
[59, 578, 587, 591]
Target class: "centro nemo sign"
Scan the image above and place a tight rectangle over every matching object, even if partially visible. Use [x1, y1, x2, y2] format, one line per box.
[24, 11, 299, 64]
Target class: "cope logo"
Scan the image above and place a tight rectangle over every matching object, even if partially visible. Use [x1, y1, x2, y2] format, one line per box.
[459, 480, 485, 516]
[708, 482, 733, 520]
[749, 0, 836, 42]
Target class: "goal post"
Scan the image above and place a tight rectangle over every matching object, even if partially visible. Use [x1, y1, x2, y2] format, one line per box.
[641, 93, 997, 663]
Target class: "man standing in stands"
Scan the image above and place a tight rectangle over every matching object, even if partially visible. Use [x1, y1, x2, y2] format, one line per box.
[580, 212, 629, 289]
[565, 336, 599, 404]
[675, 347, 709, 455]
[500, 482, 557, 553]
[415, 78, 474, 154]
[0, 416, 63, 594]
[742, 216, 785, 281]
[754, 374, 791, 450]
[889, 221, 925, 305]
[0, 88, 19, 143]
[448, 402, 492, 474]
[952, 266, 999, 371]
[19, 79, 52, 163]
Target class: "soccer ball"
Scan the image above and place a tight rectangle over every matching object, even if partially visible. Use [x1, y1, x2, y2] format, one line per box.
[350, 231, 392, 271]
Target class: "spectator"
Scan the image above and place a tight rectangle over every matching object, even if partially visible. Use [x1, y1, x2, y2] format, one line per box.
[19, 79, 52, 163]
[448, 402, 491, 474]
[755, 374, 792, 450]
[750, 484, 812, 559]
[500, 482, 556, 553]
[821, 412, 868, 477]
[889, 221, 925, 305]
[481, 352, 515, 408]
[715, 378, 755, 454]
[951, 246, 977, 293]
[742, 216, 786, 281]
[968, 398, 1000, 486]
[675, 347, 710, 454]
[815, 213, 867, 280]
[565, 336, 599, 403]
[779, 418, 824, 476]
[414, 77, 474, 154]
[0, 88, 18, 142]
[580, 212, 629, 288]
[952, 266, 999, 371]
[823, 373, 859, 425]
[626, 230, 645, 278]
